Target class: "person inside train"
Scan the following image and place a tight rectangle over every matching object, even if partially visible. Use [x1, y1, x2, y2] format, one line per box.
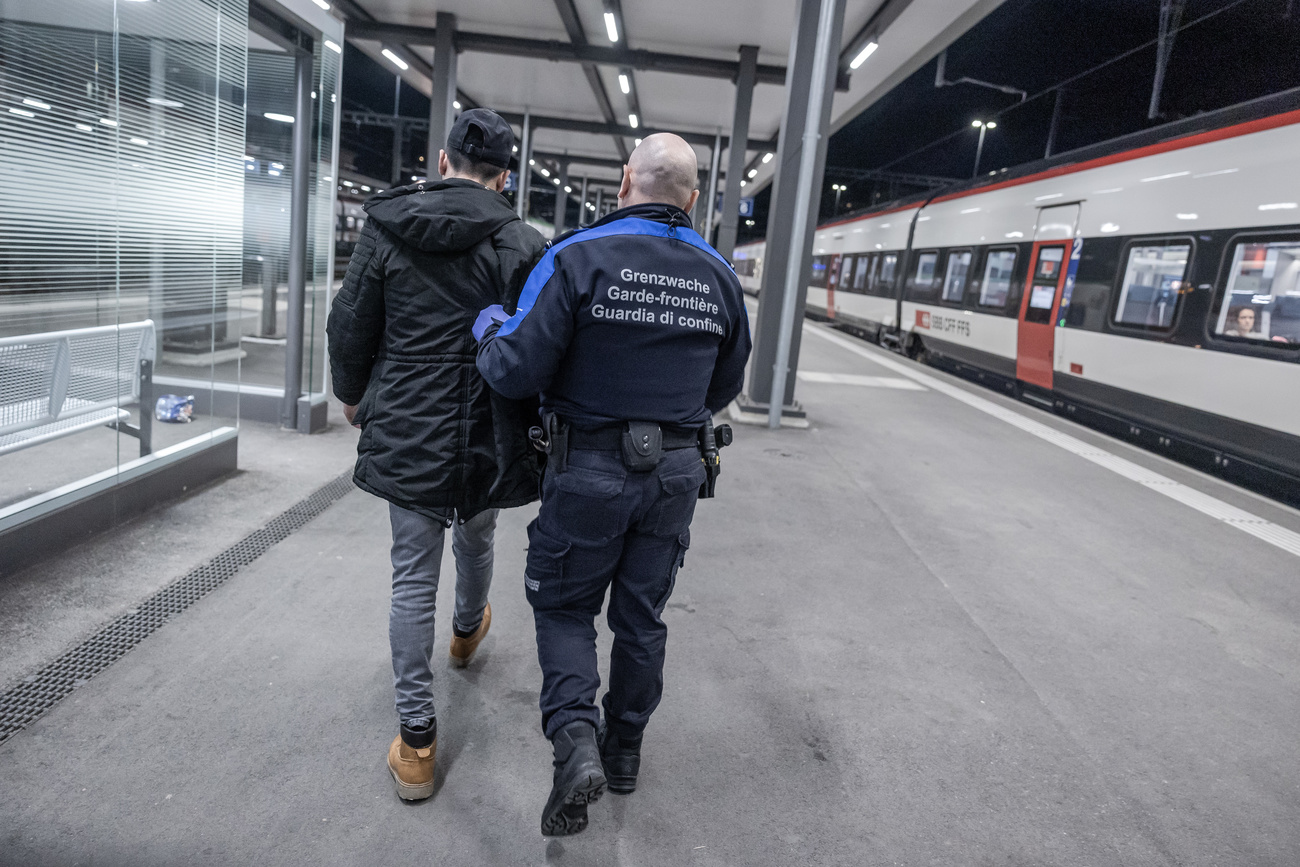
[1223, 306, 1259, 338]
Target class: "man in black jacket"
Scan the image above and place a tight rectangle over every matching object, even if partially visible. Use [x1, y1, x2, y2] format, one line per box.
[476, 134, 751, 835]
[326, 109, 546, 802]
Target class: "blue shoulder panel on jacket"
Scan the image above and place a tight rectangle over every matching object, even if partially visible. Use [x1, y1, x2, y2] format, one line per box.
[497, 218, 734, 337]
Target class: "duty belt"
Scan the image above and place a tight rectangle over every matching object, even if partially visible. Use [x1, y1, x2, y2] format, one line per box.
[568, 425, 699, 451]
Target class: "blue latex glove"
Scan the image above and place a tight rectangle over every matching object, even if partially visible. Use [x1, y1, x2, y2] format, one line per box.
[472, 304, 509, 341]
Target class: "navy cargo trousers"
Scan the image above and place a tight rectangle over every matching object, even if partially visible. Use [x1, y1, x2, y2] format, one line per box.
[525, 443, 707, 740]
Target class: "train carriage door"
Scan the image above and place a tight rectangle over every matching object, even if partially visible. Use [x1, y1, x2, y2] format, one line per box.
[1016, 204, 1079, 389]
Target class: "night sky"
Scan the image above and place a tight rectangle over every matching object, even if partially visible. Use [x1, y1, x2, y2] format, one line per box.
[738, 0, 1300, 243]
[336, 1, 1300, 239]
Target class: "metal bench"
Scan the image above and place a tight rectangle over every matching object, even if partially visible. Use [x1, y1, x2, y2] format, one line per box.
[0, 321, 155, 457]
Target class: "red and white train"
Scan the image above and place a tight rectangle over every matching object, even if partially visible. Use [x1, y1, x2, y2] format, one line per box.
[734, 90, 1300, 499]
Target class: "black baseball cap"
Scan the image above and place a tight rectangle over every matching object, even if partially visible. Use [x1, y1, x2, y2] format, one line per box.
[447, 108, 514, 169]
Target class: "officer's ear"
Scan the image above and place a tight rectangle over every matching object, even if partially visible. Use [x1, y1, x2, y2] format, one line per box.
[617, 165, 632, 206]
[489, 169, 509, 193]
[684, 188, 700, 216]
[437, 149, 451, 179]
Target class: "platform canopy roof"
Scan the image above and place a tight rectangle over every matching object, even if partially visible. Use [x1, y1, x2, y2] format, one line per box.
[333, 0, 1004, 189]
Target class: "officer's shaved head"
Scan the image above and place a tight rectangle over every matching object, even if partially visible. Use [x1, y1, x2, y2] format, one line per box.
[619, 133, 701, 213]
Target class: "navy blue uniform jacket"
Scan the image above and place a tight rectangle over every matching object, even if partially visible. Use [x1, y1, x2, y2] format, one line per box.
[476, 203, 751, 429]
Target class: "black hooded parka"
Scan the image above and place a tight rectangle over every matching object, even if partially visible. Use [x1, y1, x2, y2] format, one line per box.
[327, 178, 547, 523]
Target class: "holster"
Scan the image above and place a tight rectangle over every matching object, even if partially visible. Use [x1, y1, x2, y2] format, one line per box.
[530, 412, 570, 474]
[545, 412, 569, 474]
[621, 421, 663, 472]
[697, 415, 733, 499]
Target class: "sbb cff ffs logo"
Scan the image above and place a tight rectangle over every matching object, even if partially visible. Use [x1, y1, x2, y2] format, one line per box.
[915, 310, 931, 329]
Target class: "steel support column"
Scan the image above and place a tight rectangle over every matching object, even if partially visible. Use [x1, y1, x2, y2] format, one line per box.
[716, 45, 758, 262]
[426, 11, 458, 172]
[391, 122, 404, 185]
[578, 175, 589, 226]
[746, 0, 845, 426]
[594, 186, 604, 220]
[704, 130, 722, 244]
[516, 110, 532, 219]
[554, 162, 570, 234]
[281, 48, 313, 429]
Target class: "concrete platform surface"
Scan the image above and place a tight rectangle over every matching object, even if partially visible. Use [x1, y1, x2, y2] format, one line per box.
[2, 319, 1299, 866]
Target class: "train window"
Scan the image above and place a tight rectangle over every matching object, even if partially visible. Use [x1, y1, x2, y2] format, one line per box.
[835, 255, 854, 291]
[853, 255, 870, 291]
[942, 250, 972, 303]
[1212, 239, 1300, 344]
[1034, 246, 1065, 282]
[809, 255, 830, 288]
[1113, 241, 1191, 330]
[978, 249, 1017, 307]
[914, 252, 938, 288]
[878, 253, 897, 292]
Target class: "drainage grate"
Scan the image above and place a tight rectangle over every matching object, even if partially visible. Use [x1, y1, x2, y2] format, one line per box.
[0, 471, 356, 745]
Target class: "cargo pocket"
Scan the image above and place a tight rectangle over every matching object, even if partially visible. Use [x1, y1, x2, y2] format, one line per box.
[646, 458, 707, 537]
[524, 520, 571, 608]
[547, 464, 627, 545]
[653, 530, 691, 615]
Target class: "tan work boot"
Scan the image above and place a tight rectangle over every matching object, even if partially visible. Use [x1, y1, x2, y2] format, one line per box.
[449, 602, 491, 668]
[387, 732, 436, 800]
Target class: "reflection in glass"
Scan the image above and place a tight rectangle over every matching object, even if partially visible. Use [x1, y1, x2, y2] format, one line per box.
[979, 249, 1017, 307]
[1114, 243, 1190, 329]
[942, 251, 972, 302]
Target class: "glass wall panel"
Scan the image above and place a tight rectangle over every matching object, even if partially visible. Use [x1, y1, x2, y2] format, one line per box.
[0, 0, 246, 512]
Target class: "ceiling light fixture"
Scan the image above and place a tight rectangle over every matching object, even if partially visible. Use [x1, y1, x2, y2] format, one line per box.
[762, 152, 773, 164]
[22, 98, 51, 110]
[604, 11, 618, 43]
[264, 112, 295, 123]
[8, 108, 35, 118]
[618, 74, 630, 94]
[628, 113, 638, 129]
[324, 39, 341, 54]
[381, 48, 409, 71]
[848, 40, 878, 69]
[310, 0, 330, 9]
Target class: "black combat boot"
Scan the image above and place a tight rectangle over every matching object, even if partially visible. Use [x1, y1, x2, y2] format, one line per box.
[597, 720, 643, 794]
[541, 721, 606, 836]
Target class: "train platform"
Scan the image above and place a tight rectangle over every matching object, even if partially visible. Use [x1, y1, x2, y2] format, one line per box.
[3, 317, 1300, 866]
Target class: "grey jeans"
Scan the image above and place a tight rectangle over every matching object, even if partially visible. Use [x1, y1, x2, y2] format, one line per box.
[388, 503, 498, 723]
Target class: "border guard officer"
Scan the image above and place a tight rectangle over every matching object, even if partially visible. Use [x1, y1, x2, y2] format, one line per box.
[474, 133, 752, 836]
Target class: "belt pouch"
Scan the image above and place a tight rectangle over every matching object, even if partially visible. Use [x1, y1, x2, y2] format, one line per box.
[621, 421, 662, 471]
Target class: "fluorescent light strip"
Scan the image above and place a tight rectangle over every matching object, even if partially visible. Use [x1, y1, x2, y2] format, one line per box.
[8, 108, 35, 118]
[848, 40, 877, 69]
[618, 74, 630, 94]
[311, 0, 330, 8]
[263, 113, 295, 123]
[628, 113, 638, 129]
[604, 11, 618, 42]
[324, 39, 342, 54]
[381, 48, 409, 71]
[22, 98, 50, 110]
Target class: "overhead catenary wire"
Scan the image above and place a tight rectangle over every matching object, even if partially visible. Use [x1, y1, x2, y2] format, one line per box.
[876, 0, 1253, 174]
